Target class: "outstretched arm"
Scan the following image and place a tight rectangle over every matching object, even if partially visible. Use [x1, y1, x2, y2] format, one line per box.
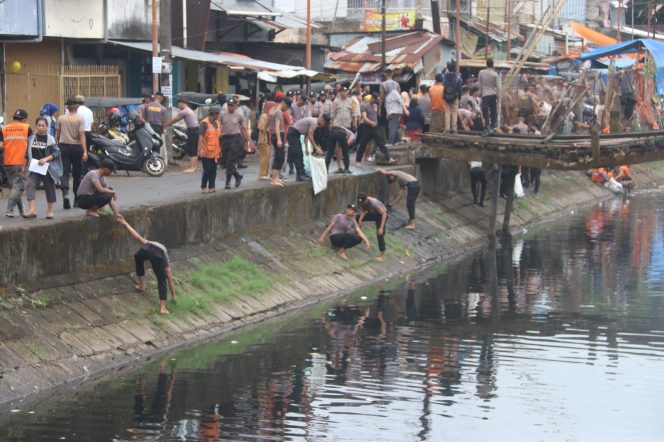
[319, 217, 337, 244]
[390, 188, 405, 206]
[120, 219, 149, 245]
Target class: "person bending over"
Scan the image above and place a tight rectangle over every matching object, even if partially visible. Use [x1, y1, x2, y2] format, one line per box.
[319, 204, 371, 260]
[357, 192, 389, 262]
[76, 159, 123, 220]
[119, 218, 177, 315]
[376, 168, 420, 229]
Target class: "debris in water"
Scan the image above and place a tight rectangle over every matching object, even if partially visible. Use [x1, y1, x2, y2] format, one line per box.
[360, 296, 367, 300]
[231, 340, 238, 344]
[10, 409, 20, 413]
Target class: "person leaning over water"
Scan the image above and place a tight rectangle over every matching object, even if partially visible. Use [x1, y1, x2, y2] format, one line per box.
[319, 204, 371, 260]
[119, 218, 177, 315]
[357, 192, 389, 262]
[376, 168, 420, 230]
[23, 117, 63, 219]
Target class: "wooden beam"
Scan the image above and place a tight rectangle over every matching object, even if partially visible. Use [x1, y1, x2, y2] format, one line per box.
[488, 165, 501, 238]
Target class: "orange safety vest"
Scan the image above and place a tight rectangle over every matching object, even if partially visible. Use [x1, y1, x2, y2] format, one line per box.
[1, 121, 30, 166]
[199, 117, 221, 159]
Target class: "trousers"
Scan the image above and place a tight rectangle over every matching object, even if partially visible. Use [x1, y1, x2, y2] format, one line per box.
[444, 100, 458, 131]
[330, 233, 362, 250]
[482, 95, 498, 129]
[5, 165, 24, 214]
[356, 124, 390, 163]
[286, 128, 307, 176]
[222, 134, 243, 180]
[387, 114, 401, 144]
[201, 158, 217, 189]
[271, 133, 286, 171]
[60, 143, 83, 197]
[470, 167, 487, 204]
[134, 244, 168, 300]
[406, 182, 421, 221]
[324, 127, 350, 172]
[362, 212, 388, 252]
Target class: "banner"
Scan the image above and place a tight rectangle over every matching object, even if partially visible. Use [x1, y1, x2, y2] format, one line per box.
[364, 10, 416, 32]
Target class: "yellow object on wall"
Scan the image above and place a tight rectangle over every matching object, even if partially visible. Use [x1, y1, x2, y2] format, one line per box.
[9, 61, 22, 73]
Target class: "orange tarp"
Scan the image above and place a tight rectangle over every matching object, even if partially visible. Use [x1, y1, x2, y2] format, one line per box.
[570, 21, 618, 46]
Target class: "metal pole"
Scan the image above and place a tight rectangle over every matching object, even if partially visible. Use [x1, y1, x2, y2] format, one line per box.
[306, 0, 312, 92]
[485, 0, 490, 62]
[617, 0, 622, 42]
[381, 0, 387, 71]
[183, 0, 188, 47]
[160, 0, 173, 165]
[488, 165, 501, 238]
[455, 0, 461, 71]
[151, 0, 159, 94]
[631, 0, 635, 40]
[506, 0, 511, 61]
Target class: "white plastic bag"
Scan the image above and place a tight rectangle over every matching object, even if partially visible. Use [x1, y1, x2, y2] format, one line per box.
[514, 173, 525, 198]
[310, 156, 328, 195]
[604, 177, 623, 194]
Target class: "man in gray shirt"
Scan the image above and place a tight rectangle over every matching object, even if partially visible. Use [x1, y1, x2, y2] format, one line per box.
[332, 87, 354, 130]
[142, 92, 167, 134]
[478, 58, 500, 135]
[220, 97, 255, 189]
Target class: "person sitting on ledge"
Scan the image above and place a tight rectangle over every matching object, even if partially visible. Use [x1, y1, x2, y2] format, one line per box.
[119, 218, 177, 314]
[76, 159, 123, 220]
[319, 204, 371, 260]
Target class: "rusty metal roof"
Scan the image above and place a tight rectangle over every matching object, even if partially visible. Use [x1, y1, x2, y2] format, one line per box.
[325, 32, 445, 74]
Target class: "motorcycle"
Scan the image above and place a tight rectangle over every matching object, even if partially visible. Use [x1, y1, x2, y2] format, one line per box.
[90, 121, 166, 177]
[171, 126, 189, 160]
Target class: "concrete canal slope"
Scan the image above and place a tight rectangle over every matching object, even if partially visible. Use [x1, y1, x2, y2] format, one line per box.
[1, 160, 664, 409]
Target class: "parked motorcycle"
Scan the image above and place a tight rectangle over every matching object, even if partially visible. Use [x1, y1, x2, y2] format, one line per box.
[90, 118, 166, 177]
[171, 126, 189, 160]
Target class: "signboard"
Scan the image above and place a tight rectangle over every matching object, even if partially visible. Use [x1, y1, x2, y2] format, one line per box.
[152, 56, 163, 74]
[364, 10, 416, 32]
[0, 0, 40, 37]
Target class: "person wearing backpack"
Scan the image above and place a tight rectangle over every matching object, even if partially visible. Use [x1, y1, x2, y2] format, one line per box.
[443, 61, 462, 133]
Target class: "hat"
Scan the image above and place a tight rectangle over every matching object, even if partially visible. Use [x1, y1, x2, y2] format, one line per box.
[155, 91, 164, 97]
[65, 97, 79, 106]
[346, 203, 357, 211]
[319, 90, 326, 96]
[12, 108, 28, 120]
[75, 94, 85, 103]
[364, 94, 373, 101]
[357, 192, 368, 203]
[209, 105, 221, 114]
[341, 86, 349, 92]
[227, 97, 239, 105]
[309, 91, 316, 97]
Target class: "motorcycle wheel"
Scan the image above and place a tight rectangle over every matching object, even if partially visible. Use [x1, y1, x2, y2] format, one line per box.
[144, 155, 166, 177]
[172, 146, 186, 160]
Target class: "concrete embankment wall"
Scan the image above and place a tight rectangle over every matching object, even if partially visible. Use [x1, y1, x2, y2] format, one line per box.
[1, 160, 664, 410]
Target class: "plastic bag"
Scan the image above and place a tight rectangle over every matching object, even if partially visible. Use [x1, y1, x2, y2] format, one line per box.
[514, 172, 525, 198]
[604, 177, 623, 194]
[310, 156, 328, 195]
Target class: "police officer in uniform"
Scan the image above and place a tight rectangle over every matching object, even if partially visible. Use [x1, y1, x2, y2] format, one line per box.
[219, 97, 255, 189]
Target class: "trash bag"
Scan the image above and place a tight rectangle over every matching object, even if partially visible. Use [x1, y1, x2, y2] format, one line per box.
[604, 177, 623, 194]
[514, 172, 525, 198]
[310, 156, 328, 195]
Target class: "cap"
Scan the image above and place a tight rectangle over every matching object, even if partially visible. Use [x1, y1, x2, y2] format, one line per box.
[12, 108, 28, 120]
[209, 105, 221, 114]
[75, 94, 85, 103]
[341, 86, 349, 92]
[319, 90, 326, 96]
[309, 91, 316, 97]
[275, 91, 285, 99]
[65, 97, 79, 106]
[227, 97, 239, 106]
[155, 91, 164, 97]
[357, 192, 368, 203]
[347, 204, 357, 211]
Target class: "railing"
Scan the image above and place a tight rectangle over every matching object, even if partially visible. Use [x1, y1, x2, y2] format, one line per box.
[346, 0, 431, 14]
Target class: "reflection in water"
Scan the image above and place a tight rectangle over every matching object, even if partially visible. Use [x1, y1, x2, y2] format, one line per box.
[3, 195, 664, 441]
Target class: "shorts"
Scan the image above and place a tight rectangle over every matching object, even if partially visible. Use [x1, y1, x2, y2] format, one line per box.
[186, 127, 200, 156]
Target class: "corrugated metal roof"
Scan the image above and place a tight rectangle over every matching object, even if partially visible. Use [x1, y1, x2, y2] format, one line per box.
[110, 40, 305, 71]
[325, 31, 445, 74]
[210, 0, 281, 16]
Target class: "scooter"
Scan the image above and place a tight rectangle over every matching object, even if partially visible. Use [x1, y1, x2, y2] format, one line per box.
[90, 121, 166, 177]
[171, 126, 189, 160]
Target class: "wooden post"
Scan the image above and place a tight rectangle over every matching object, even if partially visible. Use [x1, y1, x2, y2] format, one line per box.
[591, 122, 600, 163]
[502, 168, 515, 233]
[488, 164, 501, 238]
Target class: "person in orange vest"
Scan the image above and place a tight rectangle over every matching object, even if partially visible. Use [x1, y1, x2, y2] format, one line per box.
[0, 109, 32, 217]
[198, 106, 222, 193]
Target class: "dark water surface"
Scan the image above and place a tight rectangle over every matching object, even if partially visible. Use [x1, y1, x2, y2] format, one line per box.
[3, 194, 664, 441]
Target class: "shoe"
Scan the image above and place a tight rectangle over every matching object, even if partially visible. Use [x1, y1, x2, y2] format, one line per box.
[22, 214, 37, 219]
[343, 170, 353, 176]
[368, 155, 375, 162]
[238, 163, 248, 169]
[63, 196, 71, 210]
[225, 183, 231, 190]
[5, 212, 16, 218]
[296, 175, 312, 182]
[73, 198, 79, 208]
[235, 174, 243, 188]
[289, 167, 295, 175]
[479, 201, 485, 207]
[334, 169, 344, 174]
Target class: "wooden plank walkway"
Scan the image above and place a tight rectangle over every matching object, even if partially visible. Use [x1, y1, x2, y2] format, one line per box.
[419, 131, 664, 170]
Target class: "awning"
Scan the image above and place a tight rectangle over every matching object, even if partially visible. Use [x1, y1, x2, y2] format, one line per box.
[210, 0, 281, 17]
[109, 40, 304, 72]
[570, 21, 618, 46]
[257, 70, 333, 83]
[578, 39, 664, 94]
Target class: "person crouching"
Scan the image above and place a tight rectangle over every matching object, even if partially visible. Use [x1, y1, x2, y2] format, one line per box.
[319, 204, 371, 260]
[76, 159, 123, 221]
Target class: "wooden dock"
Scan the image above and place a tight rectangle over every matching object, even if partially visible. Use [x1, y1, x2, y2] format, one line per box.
[419, 130, 664, 170]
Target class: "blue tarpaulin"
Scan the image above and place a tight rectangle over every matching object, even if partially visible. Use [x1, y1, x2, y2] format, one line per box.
[578, 38, 664, 95]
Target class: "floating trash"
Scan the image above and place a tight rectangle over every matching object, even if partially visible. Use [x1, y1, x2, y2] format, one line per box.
[231, 340, 238, 344]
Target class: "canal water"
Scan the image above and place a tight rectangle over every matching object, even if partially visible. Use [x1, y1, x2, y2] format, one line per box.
[3, 193, 664, 441]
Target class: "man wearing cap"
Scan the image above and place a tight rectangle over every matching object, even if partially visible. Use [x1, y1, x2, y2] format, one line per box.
[332, 87, 355, 131]
[164, 100, 200, 172]
[307, 91, 322, 118]
[198, 106, 222, 193]
[321, 91, 333, 117]
[287, 115, 325, 181]
[269, 97, 289, 186]
[357, 192, 389, 262]
[66, 95, 94, 148]
[57, 98, 88, 209]
[356, 94, 397, 167]
[76, 158, 122, 220]
[142, 92, 167, 135]
[0, 108, 32, 217]
[220, 97, 255, 189]
[318, 204, 371, 260]
[137, 93, 152, 123]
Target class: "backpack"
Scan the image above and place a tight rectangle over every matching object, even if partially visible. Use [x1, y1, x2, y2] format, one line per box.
[443, 72, 459, 103]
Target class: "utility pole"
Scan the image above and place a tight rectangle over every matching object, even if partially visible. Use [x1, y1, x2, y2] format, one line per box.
[617, 0, 622, 42]
[151, 0, 159, 94]
[306, 0, 312, 92]
[381, 0, 387, 71]
[506, 0, 511, 61]
[485, 0, 490, 61]
[431, 0, 441, 35]
[159, 0, 173, 165]
[455, 0, 461, 72]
